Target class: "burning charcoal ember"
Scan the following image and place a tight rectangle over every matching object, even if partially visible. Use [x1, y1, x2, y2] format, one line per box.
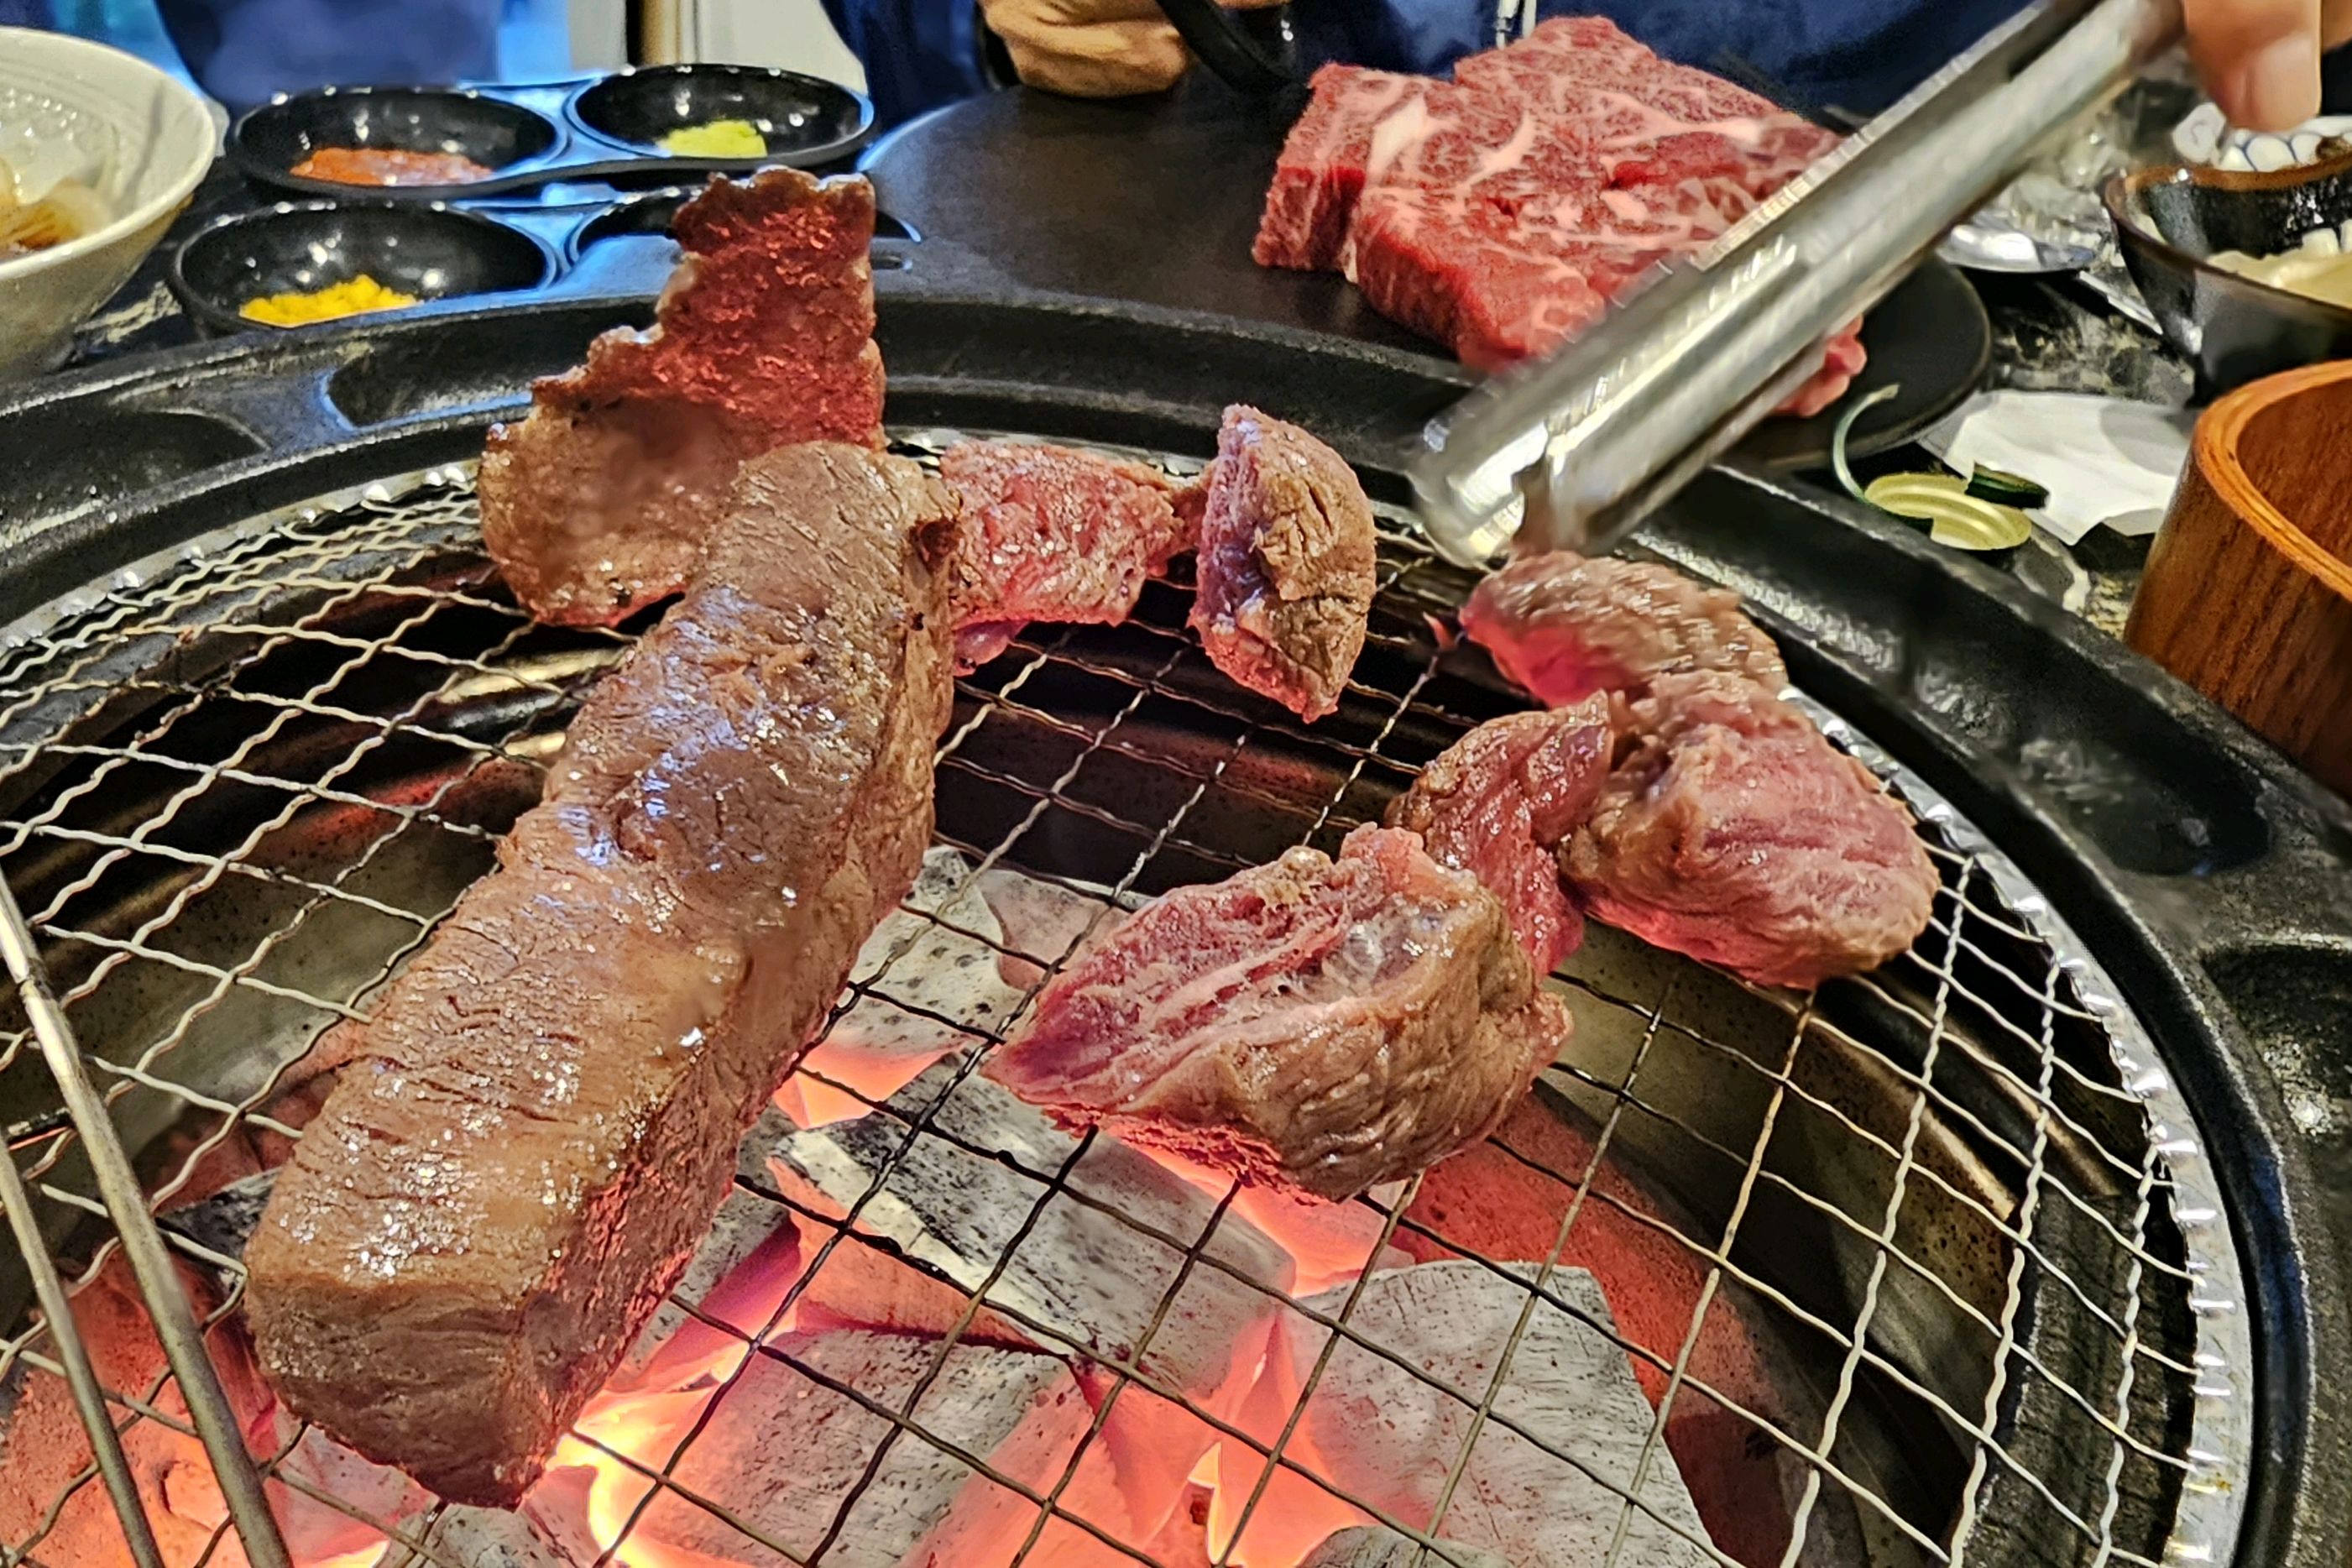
[770, 1064, 1294, 1373]
[0, 1259, 220, 1568]
[617, 1192, 802, 1381]
[1386, 700, 1617, 975]
[0, 1255, 430, 1568]
[1462, 552, 1788, 709]
[158, 1169, 275, 1263]
[973, 864, 1127, 988]
[384, 1507, 578, 1568]
[766, 1063, 1295, 1536]
[1142, 1143, 1414, 1296]
[1213, 1262, 1714, 1568]
[986, 826, 1569, 1200]
[1399, 1089, 1811, 1567]
[779, 847, 1027, 1127]
[1189, 406, 1378, 723]
[618, 1330, 1102, 1568]
[941, 439, 1194, 671]
[1299, 1524, 1512, 1568]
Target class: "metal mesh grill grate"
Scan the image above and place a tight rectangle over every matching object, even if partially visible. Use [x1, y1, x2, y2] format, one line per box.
[0, 452, 2250, 1568]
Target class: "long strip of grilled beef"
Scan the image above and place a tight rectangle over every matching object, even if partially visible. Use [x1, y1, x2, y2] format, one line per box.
[245, 444, 956, 1507]
[478, 169, 886, 626]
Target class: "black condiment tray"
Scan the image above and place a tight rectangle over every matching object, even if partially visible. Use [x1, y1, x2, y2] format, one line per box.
[228, 66, 875, 202]
[165, 186, 918, 337]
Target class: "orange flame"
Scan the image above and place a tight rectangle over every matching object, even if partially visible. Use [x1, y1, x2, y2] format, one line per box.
[1130, 1146, 1397, 1297]
[773, 1032, 956, 1127]
[526, 1142, 1381, 1568]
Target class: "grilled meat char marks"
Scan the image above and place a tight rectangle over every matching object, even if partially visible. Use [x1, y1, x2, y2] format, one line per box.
[1566, 672, 1938, 990]
[939, 439, 1194, 671]
[246, 445, 957, 1507]
[1386, 698, 1614, 975]
[1255, 19, 1865, 411]
[987, 825, 1568, 1201]
[479, 168, 886, 627]
[1190, 405, 1377, 722]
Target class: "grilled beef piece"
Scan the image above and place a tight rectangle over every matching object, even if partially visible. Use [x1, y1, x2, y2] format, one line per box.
[479, 170, 886, 626]
[939, 439, 1193, 670]
[1462, 550, 1788, 708]
[1190, 405, 1377, 722]
[246, 445, 956, 1506]
[986, 825, 1567, 1200]
[1385, 698, 1615, 975]
[1564, 673, 1937, 989]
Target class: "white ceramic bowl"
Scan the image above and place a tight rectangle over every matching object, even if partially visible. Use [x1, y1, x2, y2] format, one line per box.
[0, 29, 220, 379]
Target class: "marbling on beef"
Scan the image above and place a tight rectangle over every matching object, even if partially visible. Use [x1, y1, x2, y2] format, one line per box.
[245, 444, 956, 1506]
[1190, 405, 1377, 722]
[939, 439, 1193, 670]
[1565, 672, 1938, 989]
[986, 825, 1567, 1200]
[1385, 698, 1614, 975]
[1254, 21, 1864, 410]
[478, 170, 885, 625]
[1462, 550, 1789, 708]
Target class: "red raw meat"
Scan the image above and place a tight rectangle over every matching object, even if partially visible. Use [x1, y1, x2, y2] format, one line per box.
[985, 824, 1567, 1200]
[1253, 65, 1466, 272]
[1190, 405, 1377, 722]
[1462, 550, 1789, 707]
[1451, 17, 1837, 195]
[1565, 672, 1939, 989]
[939, 439, 1192, 670]
[1385, 698, 1615, 975]
[1252, 18, 1867, 413]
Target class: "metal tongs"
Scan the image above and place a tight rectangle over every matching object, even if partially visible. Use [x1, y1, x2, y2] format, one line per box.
[1411, 0, 2183, 567]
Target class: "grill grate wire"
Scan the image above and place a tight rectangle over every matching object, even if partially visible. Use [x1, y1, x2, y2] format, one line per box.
[0, 458, 2240, 1568]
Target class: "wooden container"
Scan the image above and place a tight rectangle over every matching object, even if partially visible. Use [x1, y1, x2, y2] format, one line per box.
[2127, 361, 2352, 797]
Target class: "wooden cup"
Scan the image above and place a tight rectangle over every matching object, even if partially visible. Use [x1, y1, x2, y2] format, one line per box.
[2127, 361, 2352, 797]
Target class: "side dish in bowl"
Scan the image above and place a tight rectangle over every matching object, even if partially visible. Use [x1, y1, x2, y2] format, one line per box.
[0, 29, 219, 378]
[2105, 149, 2352, 393]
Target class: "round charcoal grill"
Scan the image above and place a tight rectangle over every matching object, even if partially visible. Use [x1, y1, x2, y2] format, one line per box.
[0, 290, 2344, 1568]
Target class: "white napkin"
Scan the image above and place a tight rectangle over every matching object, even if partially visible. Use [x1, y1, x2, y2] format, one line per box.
[1918, 391, 2194, 546]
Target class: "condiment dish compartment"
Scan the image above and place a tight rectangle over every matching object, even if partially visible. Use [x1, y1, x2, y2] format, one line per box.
[170, 201, 559, 333]
[567, 65, 870, 165]
[229, 70, 874, 202]
[170, 186, 917, 334]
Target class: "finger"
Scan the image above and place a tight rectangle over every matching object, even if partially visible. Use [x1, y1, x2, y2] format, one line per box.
[1000, 18, 1192, 97]
[2326, 0, 2352, 48]
[1220, 0, 1291, 11]
[2186, 0, 2323, 129]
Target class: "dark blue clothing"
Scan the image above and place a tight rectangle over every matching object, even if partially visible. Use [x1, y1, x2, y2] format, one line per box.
[826, 0, 2032, 128]
[150, 0, 499, 108]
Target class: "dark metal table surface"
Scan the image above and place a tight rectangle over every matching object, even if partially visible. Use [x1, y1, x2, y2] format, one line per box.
[59, 83, 2193, 631]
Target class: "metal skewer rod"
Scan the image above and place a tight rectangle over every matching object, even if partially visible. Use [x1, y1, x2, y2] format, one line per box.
[1412, 0, 2184, 566]
[0, 1126, 169, 1568]
[0, 873, 294, 1568]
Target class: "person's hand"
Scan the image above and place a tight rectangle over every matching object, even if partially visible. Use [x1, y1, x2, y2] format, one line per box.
[2188, 0, 2352, 130]
[979, 0, 1283, 98]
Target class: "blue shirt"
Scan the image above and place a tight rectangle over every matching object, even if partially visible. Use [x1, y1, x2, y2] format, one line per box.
[824, 0, 2031, 128]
